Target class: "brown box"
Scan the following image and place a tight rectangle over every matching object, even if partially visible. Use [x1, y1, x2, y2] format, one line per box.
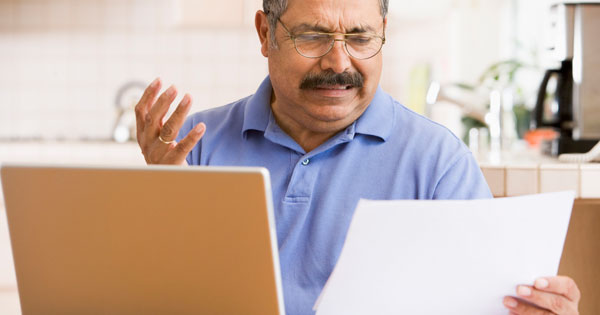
[559, 199, 600, 315]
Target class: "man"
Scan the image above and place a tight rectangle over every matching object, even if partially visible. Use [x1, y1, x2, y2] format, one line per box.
[134, 0, 581, 314]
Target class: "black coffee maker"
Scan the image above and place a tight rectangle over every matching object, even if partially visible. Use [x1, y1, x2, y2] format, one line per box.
[533, 3, 600, 156]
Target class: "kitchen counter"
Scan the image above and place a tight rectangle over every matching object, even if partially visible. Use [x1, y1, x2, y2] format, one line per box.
[3, 141, 598, 199]
[475, 148, 600, 198]
[0, 141, 145, 167]
[480, 163, 600, 198]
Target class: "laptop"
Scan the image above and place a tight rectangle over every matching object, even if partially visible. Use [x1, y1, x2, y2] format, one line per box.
[1, 164, 285, 315]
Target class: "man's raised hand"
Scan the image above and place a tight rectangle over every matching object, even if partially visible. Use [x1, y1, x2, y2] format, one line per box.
[134, 78, 205, 165]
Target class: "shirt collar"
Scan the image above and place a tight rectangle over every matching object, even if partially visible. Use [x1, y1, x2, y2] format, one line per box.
[242, 76, 395, 142]
[242, 76, 273, 136]
[353, 85, 396, 142]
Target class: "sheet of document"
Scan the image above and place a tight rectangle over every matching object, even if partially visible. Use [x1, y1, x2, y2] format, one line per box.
[314, 191, 575, 315]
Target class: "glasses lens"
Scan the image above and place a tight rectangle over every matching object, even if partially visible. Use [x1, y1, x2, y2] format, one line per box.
[346, 35, 383, 59]
[293, 32, 384, 59]
[294, 33, 333, 58]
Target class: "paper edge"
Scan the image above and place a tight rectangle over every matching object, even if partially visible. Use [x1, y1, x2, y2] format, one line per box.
[312, 198, 371, 311]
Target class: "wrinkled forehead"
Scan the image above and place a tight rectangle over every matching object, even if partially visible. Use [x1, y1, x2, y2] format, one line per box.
[282, 0, 383, 33]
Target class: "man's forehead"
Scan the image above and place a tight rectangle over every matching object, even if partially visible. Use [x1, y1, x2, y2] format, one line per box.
[283, 0, 382, 33]
[285, 0, 381, 12]
[283, 0, 383, 31]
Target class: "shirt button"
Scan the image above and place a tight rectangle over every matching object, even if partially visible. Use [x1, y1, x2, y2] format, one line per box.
[301, 158, 310, 166]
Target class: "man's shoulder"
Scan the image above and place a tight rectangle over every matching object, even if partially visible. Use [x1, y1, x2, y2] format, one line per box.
[388, 98, 466, 152]
[181, 94, 256, 136]
[397, 102, 455, 135]
[385, 97, 491, 199]
[177, 95, 256, 146]
[188, 96, 250, 126]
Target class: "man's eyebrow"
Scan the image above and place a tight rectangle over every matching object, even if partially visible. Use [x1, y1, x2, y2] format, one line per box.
[290, 23, 376, 34]
[290, 23, 330, 33]
[347, 25, 376, 33]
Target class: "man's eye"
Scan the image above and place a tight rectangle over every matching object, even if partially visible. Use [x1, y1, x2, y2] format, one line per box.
[297, 34, 330, 42]
[348, 36, 372, 45]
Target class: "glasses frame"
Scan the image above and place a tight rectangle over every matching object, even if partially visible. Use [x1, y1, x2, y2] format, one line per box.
[277, 18, 386, 60]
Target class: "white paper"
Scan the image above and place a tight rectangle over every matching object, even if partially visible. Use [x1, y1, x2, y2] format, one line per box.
[314, 191, 575, 315]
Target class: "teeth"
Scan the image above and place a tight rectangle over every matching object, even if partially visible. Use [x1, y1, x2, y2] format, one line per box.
[317, 85, 351, 90]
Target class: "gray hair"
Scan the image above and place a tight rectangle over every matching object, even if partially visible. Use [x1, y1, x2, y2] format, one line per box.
[263, 0, 389, 46]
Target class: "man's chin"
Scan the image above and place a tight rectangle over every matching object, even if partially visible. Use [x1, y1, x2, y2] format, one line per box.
[304, 106, 364, 127]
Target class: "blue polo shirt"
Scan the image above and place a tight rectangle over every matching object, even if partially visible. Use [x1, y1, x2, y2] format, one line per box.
[177, 76, 492, 315]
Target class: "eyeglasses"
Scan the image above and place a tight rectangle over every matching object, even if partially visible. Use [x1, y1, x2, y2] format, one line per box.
[277, 18, 386, 60]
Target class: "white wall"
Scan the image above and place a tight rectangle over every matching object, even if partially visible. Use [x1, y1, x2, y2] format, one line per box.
[0, 0, 268, 141]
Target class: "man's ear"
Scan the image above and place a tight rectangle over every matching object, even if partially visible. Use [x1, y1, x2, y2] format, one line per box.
[255, 10, 270, 57]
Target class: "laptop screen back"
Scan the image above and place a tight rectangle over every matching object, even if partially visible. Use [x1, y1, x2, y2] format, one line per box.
[1, 164, 284, 315]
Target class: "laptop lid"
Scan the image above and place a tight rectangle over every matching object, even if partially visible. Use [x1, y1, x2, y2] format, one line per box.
[1, 164, 285, 315]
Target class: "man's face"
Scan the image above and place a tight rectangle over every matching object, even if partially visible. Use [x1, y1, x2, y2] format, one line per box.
[260, 0, 385, 135]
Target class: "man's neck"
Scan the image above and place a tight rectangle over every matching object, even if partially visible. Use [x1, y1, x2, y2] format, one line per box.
[271, 109, 340, 153]
[269, 91, 347, 153]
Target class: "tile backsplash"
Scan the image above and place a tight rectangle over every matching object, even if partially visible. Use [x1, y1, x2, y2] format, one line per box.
[0, 29, 269, 140]
[0, 0, 269, 141]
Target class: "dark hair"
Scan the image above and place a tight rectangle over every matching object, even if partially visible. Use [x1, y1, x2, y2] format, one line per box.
[263, 0, 389, 46]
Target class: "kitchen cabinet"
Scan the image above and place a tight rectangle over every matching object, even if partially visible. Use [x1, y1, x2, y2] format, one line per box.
[559, 199, 600, 315]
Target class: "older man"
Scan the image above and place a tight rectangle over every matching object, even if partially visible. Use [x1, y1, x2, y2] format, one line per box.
[134, 0, 581, 314]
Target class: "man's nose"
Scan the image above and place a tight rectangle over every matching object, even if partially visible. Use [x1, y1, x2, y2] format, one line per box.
[319, 39, 352, 74]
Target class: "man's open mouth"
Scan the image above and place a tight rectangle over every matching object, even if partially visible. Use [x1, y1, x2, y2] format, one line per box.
[315, 85, 354, 90]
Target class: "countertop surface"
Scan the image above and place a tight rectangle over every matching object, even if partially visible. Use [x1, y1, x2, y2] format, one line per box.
[473, 147, 600, 198]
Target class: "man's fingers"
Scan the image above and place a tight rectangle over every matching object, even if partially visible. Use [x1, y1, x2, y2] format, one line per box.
[160, 93, 193, 142]
[515, 284, 578, 315]
[503, 278, 580, 315]
[503, 297, 553, 315]
[533, 276, 581, 303]
[146, 85, 178, 135]
[170, 123, 206, 164]
[135, 78, 162, 136]
[134, 79, 197, 166]
[137, 78, 162, 113]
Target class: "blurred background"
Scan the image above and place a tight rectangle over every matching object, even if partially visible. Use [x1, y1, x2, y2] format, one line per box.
[0, 0, 557, 144]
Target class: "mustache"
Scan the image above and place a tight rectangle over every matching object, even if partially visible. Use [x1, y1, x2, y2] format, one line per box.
[299, 71, 364, 89]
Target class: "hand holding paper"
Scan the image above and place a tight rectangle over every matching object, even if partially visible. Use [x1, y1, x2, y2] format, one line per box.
[504, 275, 580, 314]
[314, 191, 576, 315]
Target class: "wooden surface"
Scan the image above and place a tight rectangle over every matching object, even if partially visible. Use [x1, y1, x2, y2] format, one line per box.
[558, 199, 600, 315]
